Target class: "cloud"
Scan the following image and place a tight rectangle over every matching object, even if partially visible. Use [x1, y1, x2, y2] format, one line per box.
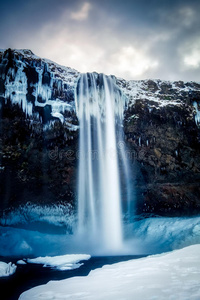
[181, 38, 200, 69]
[110, 46, 158, 78]
[184, 51, 200, 69]
[0, 0, 200, 81]
[179, 6, 196, 28]
[70, 2, 92, 21]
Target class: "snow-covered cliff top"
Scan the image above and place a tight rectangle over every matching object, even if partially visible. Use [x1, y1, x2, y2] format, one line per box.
[0, 48, 200, 126]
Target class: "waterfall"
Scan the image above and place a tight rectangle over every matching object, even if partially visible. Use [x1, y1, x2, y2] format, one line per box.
[75, 73, 130, 252]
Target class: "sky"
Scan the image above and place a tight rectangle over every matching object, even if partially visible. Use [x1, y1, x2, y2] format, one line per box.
[0, 0, 200, 81]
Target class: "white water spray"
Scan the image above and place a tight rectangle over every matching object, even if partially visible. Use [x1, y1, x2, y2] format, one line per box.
[75, 73, 130, 252]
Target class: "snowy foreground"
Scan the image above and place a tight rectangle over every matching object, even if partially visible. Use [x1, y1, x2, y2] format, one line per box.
[0, 261, 16, 277]
[19, 244, 200, 300]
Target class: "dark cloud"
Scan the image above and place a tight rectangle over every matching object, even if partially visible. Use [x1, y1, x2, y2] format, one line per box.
[0, 0, 200, 80]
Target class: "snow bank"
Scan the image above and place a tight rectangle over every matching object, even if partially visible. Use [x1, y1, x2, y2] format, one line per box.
[19, 244, 200, 300]
[26, 254, 91, 270]
[0, 261, 16, 277]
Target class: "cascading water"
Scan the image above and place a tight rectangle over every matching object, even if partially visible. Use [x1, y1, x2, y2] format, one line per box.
[75, 73, 131, 253]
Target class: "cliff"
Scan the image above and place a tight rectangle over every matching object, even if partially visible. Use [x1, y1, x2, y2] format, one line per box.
[0, 48, 200, 217]
[0, 48, 79, 211]
[119, 79, 200, 215]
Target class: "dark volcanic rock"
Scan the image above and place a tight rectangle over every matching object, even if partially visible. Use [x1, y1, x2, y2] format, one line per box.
[124, 95, 200, 216]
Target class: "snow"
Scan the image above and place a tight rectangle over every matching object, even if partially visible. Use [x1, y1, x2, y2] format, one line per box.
[51, 112, 65, 123]
[65, 121, 79, 131]
[17, 260, 27, 265]
[2, 49, 200, 128]
[0, 261, 17, 277]
[116, 77, 200, 111]
[26, 254, 91, 271]
[19, 244, 200, 300]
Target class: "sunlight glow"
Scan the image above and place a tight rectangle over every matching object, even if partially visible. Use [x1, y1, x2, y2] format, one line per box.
[70, 2, 92, 21]
[184, 50, 200, 68]
[111, 46, 158, 77]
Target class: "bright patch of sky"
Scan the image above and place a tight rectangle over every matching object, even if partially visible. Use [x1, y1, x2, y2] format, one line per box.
[0, 0, 200, 81]
[70, 2, 92, 21]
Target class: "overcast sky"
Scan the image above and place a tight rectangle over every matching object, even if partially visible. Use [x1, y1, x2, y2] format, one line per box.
[0, 0, 200, 81]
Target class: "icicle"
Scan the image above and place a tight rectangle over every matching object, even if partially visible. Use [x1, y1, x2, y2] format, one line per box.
[193, 101, 200, 125]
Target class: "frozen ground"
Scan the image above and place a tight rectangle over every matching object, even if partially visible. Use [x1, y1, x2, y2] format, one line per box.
[1, 215, 200, 257]
[0, 261, 17, 277]
[19, 244, 200, 300]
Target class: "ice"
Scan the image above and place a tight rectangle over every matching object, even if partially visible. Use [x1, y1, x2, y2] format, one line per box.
[0, 261, 17, 277]
[2, 49, 79, 128]
[1, 215, 200, 257]
[5, 63, 32, 117]
[0, 203, 75, 229]
[33, 69, 52, 103]
[193, 101, 200, 125]
[51, 112, 65, 123]
[27, 254, 91, 271]
[19, 244, 200, 300]
[65, 121, 79, 131]
[0, 226, 66, 257]
[3, 49, 200, 129]
[131, 216, 200, 253]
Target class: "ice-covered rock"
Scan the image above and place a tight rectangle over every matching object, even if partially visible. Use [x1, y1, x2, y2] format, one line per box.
[0, 48, 79, 126]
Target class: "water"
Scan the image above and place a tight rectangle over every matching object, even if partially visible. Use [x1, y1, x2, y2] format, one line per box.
[75, 73, 131, 253]
[0, 255, 145, 300]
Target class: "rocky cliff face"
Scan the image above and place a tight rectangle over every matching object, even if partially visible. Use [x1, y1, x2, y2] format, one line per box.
[0, 49, 79, 212]
[0, 48, 200, 217]
[118, 79, 200, 216]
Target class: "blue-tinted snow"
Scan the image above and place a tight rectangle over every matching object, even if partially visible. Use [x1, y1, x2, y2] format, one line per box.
[0, 261, 17, 277]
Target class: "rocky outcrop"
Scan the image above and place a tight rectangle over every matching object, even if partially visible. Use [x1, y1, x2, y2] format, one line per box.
[0, 49, 79, 212]
[122, 80, 200, 216]
[0, 48, 200, 217]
